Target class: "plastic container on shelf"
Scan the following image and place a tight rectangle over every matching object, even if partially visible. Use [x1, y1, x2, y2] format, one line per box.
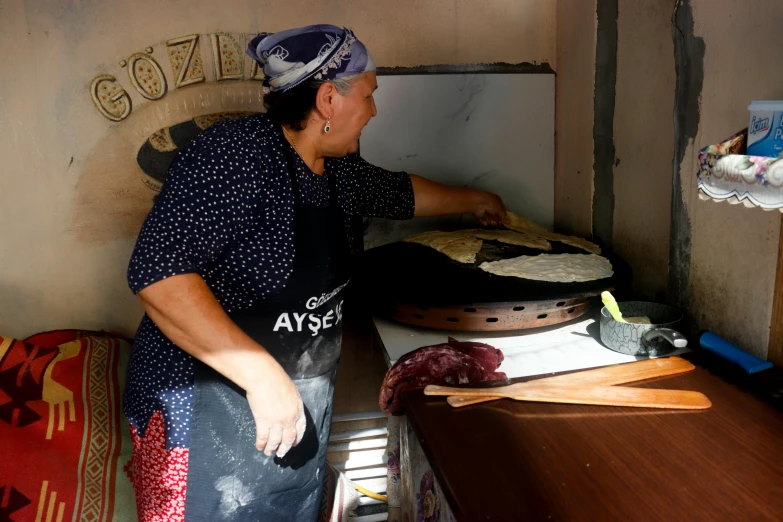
[747, 100, 783, 158]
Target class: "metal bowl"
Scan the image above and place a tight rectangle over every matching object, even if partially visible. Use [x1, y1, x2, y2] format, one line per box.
[599, 301, 686, 356]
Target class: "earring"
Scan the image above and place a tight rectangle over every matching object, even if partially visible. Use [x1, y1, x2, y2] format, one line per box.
[324, 119, 331, 133]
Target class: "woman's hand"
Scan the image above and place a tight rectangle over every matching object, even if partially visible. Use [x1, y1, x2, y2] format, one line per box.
[409, 175, 509, 225]
[246, 359, 307, 458]
[473, 190, 509, 227]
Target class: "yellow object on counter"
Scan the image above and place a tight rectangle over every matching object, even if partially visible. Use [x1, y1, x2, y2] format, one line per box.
[601, 291, 626, 322]
[601, 291, 651, 324]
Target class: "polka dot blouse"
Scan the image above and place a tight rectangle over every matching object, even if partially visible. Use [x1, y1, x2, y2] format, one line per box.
[124, 114, 414, 447]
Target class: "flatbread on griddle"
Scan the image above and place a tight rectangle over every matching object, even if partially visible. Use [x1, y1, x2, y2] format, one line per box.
[505, 212, 550, 235]
[403, 228, 552, 264]
[504, 212, 601, 255]
[404, 230, 483, 264]
[479, 253, 613, 282]
[470, 229, 552, 251]
[438, 236, 484, 264]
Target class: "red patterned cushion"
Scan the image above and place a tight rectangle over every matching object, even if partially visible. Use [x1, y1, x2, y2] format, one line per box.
[0, 330, 137, 521]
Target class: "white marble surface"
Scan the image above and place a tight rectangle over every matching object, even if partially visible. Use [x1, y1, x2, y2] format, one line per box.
[359, 73, 555, 249]
[373, 313, 690, 377]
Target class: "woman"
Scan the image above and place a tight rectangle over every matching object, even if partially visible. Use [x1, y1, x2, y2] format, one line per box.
[125, 24, 507, 521]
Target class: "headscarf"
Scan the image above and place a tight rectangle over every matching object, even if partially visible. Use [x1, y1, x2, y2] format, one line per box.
[246, 24, 376, 93]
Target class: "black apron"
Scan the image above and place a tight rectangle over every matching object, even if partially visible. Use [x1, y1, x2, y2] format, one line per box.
[183, 139, 352, 521]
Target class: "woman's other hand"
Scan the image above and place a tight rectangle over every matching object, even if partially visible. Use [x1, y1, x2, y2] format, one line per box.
[136, 274, 307, 459]
[246, 359, 307, 458]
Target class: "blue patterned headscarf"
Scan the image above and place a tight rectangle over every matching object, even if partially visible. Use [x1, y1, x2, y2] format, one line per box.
[247, 24, 376, 93]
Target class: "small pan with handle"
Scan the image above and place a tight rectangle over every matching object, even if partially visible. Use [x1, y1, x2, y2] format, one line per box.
[599, 301, 688, 356]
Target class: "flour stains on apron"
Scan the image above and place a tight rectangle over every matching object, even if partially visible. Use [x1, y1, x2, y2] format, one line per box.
[215, 476, 254, 517]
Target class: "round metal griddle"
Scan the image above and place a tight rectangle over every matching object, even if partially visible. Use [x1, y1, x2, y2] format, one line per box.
[389, 298, 593, 331]
[354, 238, 630, 331]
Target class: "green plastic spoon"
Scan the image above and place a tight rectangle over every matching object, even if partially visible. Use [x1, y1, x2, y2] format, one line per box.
[601, 291, 651, 324]
[601, 291, 626, 322]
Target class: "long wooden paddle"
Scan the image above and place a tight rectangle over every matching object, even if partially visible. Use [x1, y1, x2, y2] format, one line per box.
[428, 383, 710, 410]
[423, 357, 705, 409]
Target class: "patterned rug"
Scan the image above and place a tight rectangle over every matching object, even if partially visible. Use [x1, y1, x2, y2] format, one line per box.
[0, 329, 137, 522]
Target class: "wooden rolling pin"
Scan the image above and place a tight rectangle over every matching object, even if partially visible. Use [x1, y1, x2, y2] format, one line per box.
[424, 357, 700, 408]
[424, 383, 711, 410]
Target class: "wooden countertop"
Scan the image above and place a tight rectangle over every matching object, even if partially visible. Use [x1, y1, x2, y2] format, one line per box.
[401, 352, 783, 521]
